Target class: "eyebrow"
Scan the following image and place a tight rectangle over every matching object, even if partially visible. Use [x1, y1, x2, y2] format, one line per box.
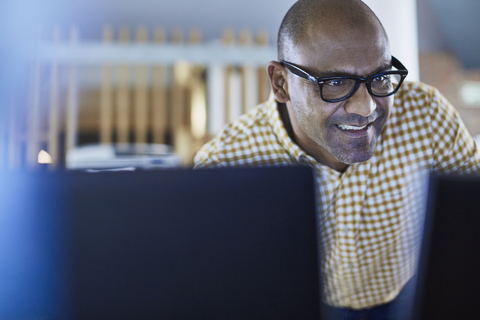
[313, 62, 392, 78]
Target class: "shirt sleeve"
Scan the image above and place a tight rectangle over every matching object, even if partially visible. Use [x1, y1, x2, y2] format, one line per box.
[193, 138, 225, 169]
[427, 86, 480, 174]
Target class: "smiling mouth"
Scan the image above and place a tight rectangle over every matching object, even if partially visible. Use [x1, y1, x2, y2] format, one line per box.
[336, 124, 369, 131]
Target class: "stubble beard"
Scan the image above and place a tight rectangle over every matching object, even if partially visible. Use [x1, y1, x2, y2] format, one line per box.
[328, 136, 378, 164]
[304, 121, 379, 165]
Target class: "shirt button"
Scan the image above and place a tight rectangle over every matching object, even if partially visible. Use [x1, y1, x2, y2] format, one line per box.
[343, 226, 350, 233]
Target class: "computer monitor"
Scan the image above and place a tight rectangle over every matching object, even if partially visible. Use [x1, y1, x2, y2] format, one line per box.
[0, 166, 321, 319]
[413, 173, 480, 320]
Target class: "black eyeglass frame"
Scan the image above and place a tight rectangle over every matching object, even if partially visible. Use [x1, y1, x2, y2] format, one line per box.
[281, 56, 408, 103]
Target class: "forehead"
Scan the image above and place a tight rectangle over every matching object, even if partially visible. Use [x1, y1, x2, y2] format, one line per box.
[289, 23, 391, 76]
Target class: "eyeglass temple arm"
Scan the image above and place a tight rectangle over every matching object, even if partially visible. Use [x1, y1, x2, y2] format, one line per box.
[391, 56, 408, 74]
[282, 62, 318, 83]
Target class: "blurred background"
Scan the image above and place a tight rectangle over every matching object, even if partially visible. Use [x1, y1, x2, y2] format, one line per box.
[0, 0, 479, 170]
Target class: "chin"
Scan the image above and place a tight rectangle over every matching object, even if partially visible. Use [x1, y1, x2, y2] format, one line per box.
[326, 134, 379, 164]
[336, 152, 374, 164]
[331, 144, 377, 165]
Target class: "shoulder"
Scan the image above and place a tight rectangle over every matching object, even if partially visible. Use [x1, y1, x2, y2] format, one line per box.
[194, 102, 285, 168]
[388, 81, 460, 134]
[382, 81, 480, 172]
[392, 81, 455, 116]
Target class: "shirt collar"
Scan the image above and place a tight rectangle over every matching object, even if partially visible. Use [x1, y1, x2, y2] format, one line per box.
[264, 92, 307, 162]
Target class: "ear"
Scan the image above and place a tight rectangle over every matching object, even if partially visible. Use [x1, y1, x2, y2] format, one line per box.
[267, 61, 289, 103]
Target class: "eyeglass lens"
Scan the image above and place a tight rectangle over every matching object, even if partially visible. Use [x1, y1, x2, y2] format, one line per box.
[322, 74, 402, 100]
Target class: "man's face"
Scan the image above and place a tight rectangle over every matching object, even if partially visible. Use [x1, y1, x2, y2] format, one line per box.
[284, 25, 393, 167]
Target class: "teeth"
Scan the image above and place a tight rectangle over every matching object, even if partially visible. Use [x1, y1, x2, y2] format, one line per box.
[337, 124, 368, 130]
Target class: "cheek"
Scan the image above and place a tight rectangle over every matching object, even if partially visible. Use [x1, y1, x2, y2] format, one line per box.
[293, 98, 323, 129]
[290, 84, 322, 119]
[372, 96, 392, 133]
[376, 96, 392, 117]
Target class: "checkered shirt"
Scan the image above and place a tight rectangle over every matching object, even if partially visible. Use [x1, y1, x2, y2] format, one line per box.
[194, 81, 480, 309]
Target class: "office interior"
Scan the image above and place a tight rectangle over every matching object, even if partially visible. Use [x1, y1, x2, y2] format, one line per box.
[0, 0, 479, 170]
[0, 0, 479, 318]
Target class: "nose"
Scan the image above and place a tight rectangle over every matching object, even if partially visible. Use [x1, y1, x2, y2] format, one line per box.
[344, 83, 376, 117]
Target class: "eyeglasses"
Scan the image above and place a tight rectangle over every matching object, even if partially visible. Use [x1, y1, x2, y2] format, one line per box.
[281, 56, 408, 103]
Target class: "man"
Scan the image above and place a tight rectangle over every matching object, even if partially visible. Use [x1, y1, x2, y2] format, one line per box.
[195, 0, 480, 318]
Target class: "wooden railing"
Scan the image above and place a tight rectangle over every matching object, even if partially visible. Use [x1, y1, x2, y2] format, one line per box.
[4, 26, 276, 169]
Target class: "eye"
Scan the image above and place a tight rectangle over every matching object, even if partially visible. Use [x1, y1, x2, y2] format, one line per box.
[325, 79, 346, 86]
[373, 75, 390, 83]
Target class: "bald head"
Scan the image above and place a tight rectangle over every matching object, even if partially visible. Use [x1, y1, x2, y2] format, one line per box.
[278, 0, 388, 61]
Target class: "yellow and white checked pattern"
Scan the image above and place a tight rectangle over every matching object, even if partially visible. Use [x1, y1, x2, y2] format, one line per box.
[194, 81, 480, 309]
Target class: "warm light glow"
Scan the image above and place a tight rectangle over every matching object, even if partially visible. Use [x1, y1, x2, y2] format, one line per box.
[38, 150, 52, 164]
[191, 81, 207, 139]
[174, 61, 191, 86]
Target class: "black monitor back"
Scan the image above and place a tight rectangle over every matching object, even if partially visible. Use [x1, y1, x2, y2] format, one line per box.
[0, 166, 321, 320]
[414, 174, 480, 320]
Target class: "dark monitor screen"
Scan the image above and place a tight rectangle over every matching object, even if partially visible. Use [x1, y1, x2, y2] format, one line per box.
[0, 166, 321, 320]
[414, 174, 480, 320]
